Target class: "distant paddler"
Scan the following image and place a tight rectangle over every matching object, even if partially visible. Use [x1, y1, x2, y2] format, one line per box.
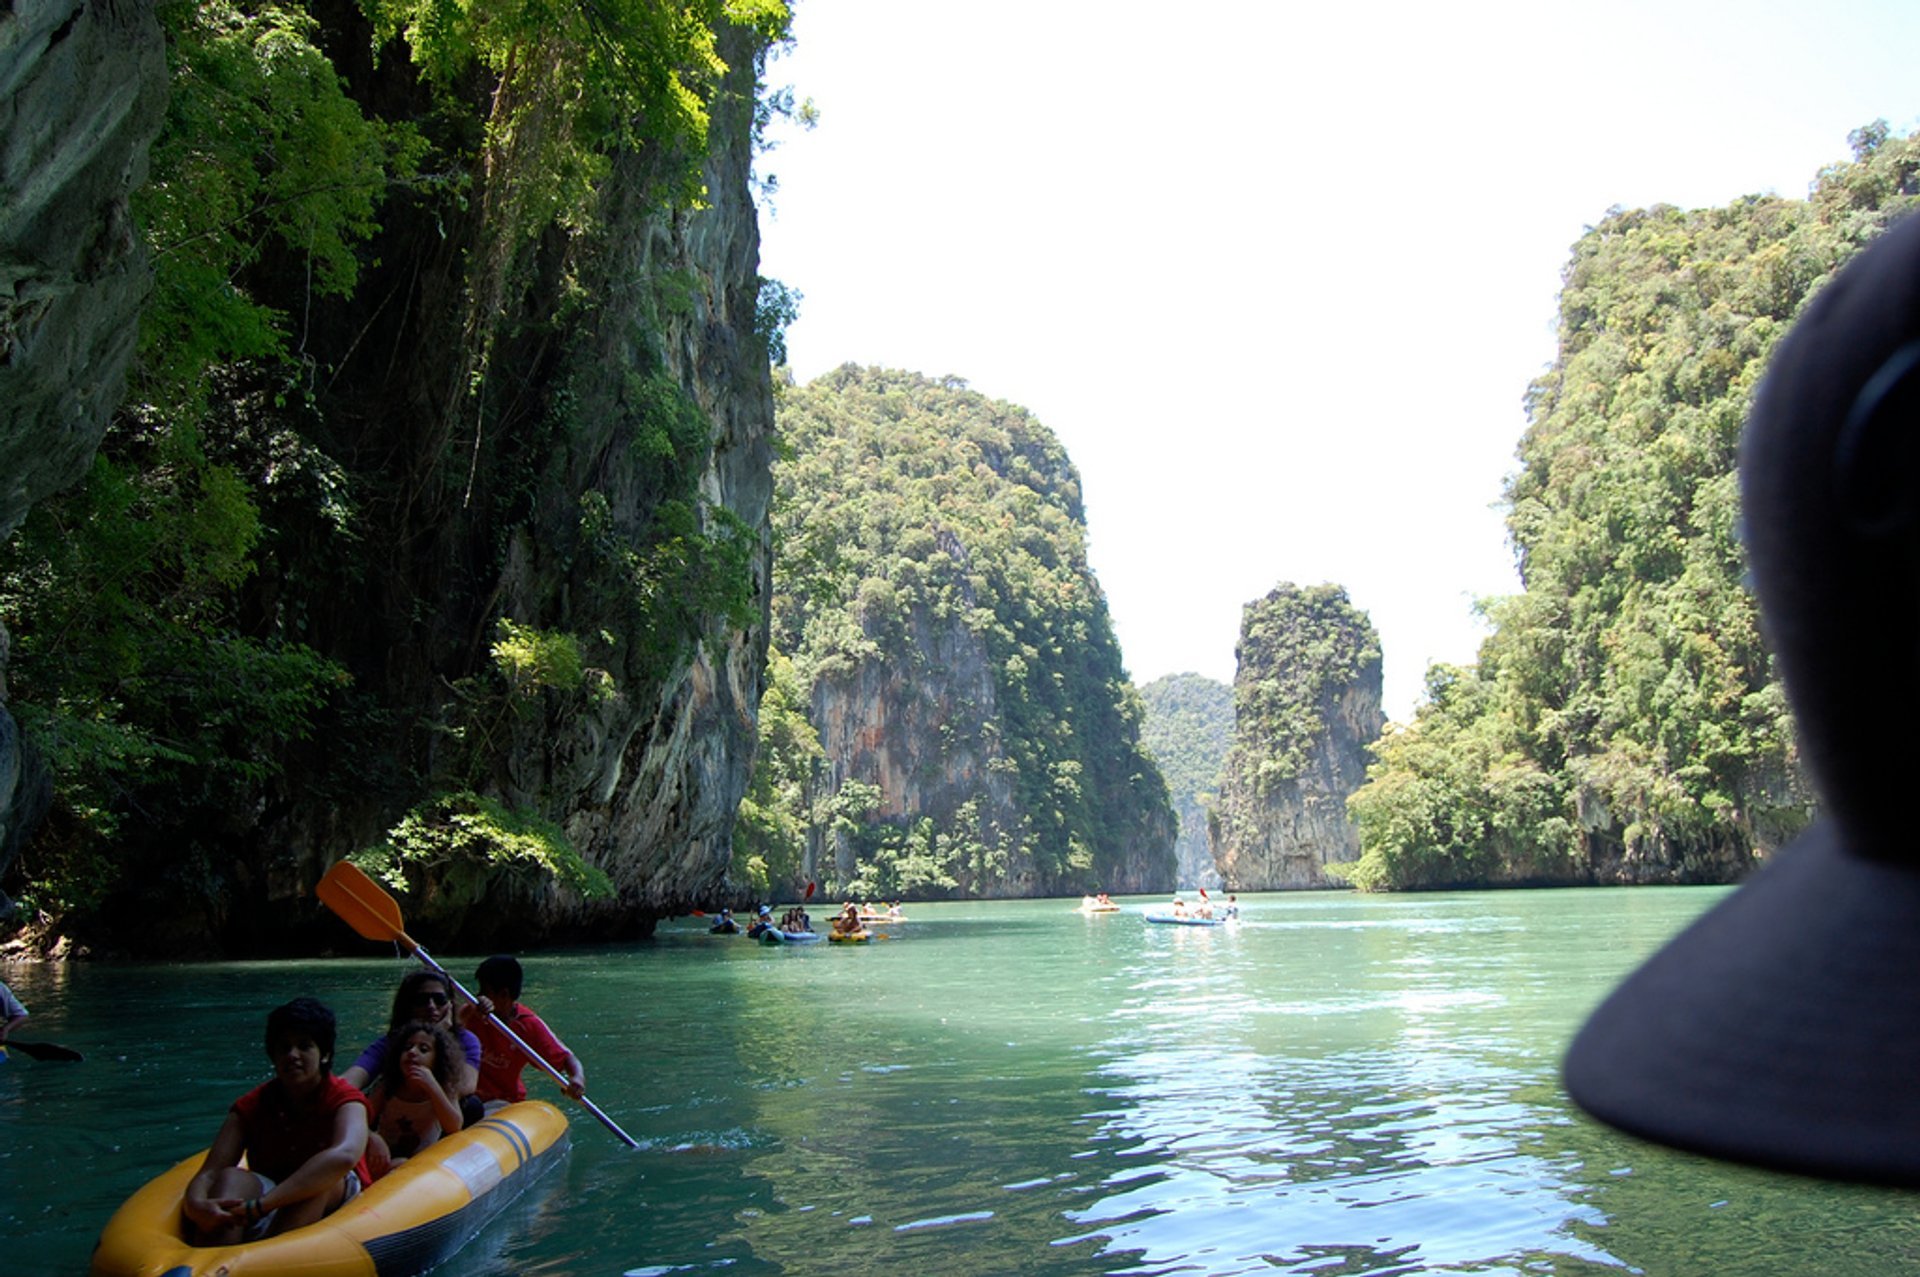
[830, 902, 871, 942]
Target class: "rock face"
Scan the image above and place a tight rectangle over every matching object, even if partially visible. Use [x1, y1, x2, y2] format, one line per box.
[254, 22, 777, 946]
[0, 0, 165, 541]
[482, 33, 774, 932]
[1211, 584, 1384, 890]
[771, 368, 1177, 900]
[808, 599, 1027, 889]
[0, 10, 776, 950]
[0, 0, 167, 910]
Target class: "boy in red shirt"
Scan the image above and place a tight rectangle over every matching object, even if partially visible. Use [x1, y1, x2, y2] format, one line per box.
[182, 996, 370, 1243]
[463, 955, 585, 1112]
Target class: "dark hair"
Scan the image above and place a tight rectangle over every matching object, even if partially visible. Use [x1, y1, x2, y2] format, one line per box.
[389, 970, 455, 1029]
[265, 996, 337, 1064]
[379, 1019, 460, 1096]
[475, 954, 523, 1000]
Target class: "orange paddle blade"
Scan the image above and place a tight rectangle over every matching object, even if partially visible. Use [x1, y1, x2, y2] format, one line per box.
[316, 861, 413, 950]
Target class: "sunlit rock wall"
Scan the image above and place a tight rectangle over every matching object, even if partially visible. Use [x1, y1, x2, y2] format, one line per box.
[1210, 585, 1384, 890]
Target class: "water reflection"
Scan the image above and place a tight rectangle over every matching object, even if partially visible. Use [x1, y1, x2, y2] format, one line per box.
[20, 889, 1920, 1275]
[1067, 898, 1626, 1274]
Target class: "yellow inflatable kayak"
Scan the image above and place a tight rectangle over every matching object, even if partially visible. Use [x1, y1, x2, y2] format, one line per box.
[91, 1100, 569, 1277]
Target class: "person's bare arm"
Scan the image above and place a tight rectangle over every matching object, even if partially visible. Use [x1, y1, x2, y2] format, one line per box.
[409, 1057, 463, 1135]
[181, 1111, 250, 1233]
[257, 1102, 369, 1215]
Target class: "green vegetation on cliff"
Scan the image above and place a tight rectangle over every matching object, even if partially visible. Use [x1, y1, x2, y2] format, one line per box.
[1139, 673, 1233, 811]
[1223, 585, 1381, 796]
[1347, 123, 1920, 891]
[0, 0, 795, 946]
[1138, 673, 1232, 883]
[755, 366, 1175, 899]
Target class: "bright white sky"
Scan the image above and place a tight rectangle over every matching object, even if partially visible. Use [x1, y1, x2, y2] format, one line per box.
[755, 0, 1920, 722]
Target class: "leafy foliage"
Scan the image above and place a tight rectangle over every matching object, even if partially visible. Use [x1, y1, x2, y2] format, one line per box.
[755, 277, 803, 366]
[1346, 124, 1920, 890]
[1139, 673, 1233, 808]
[137, 0, 427, 418]
[0, 425, 347, 919]
[1225, 584, 1380, 794]
[1139, 673, 1232, 880]
[732, 646, 822, 894]
[352, 790, 613, 905]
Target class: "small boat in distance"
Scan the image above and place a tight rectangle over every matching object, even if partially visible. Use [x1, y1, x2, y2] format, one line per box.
[1076, 893, 1121, 914]
[1141, 908, 1228, 927]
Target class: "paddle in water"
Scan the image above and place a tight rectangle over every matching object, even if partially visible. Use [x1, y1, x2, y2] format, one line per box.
[315, 861, 639, 1148]
[6, 1040, 84, 1062]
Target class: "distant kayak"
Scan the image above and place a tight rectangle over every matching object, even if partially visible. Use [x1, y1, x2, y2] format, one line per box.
[1141, 909, 1227, 927]
[828, 930, 872, 944]
[759, 929, 821, 944]
[1076, 904, 1121, 914]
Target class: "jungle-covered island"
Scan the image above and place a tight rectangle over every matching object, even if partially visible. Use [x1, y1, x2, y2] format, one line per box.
[4, 0, 1920, 955]
[749, 367, 1176, 902]
[1137, 673, 1233, 891]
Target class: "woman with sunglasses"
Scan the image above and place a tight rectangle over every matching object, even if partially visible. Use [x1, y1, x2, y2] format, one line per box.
[341, 970, 483, 1127]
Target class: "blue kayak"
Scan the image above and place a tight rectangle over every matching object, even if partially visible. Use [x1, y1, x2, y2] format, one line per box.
[759, 928, 822, 944]
[1141, 909, 1228, 926]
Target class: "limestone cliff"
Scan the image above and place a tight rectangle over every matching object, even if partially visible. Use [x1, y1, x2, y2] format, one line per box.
[231, 21, 778, 948]
[0, 0, 165, 541]
[0, 0, 167, 914]
[0, 8, 780, 952]
[1211, 584, 1384, 890]
[767, 368, 1177, 900]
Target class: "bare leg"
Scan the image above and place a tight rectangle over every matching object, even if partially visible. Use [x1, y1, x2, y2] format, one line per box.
[366, 1131, 393, 1181]
[186, 1168, 267, 1246]
[266, 1173, 348, 1235]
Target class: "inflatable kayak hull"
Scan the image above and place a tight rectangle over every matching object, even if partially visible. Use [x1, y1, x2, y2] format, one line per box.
[91, 1100, 570, 1277]
[758, 929, 821, 944]
[1141, 910, 1227, 926]
[827, 931, 872, 943]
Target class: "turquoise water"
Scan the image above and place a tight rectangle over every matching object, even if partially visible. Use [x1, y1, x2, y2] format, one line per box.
[8, 888, 1920, 1274]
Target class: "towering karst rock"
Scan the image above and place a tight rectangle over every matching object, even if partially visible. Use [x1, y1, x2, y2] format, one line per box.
[766, 367, 1177, 899]
[0, 8, 784, 951]
[1210, 583, 1384, 889]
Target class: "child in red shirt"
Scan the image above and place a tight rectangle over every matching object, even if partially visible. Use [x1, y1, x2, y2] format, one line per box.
[182, 997, 370, 1243]
[462, 954, 586, 1111]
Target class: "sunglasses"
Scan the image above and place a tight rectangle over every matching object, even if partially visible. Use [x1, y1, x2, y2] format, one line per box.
[415, 992, 451, 1007]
